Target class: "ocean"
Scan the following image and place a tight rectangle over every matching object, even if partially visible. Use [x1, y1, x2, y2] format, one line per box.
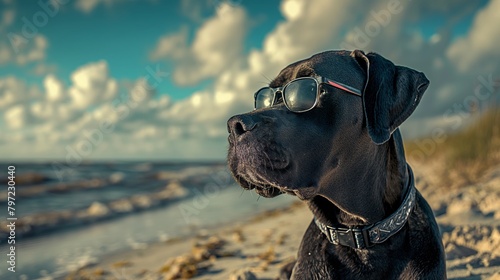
[0, 162, 296, 279]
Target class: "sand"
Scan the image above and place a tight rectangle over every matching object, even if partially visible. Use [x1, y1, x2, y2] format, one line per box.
[67, 162, 500, 280]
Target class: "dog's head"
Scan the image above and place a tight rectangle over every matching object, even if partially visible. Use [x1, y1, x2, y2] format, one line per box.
[227, 50, 428, 222]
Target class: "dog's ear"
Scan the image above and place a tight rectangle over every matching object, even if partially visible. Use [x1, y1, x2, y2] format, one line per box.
[350, 50, 429, 144]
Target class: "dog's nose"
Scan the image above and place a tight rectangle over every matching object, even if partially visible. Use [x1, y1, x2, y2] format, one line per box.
[227, 115, 257, 137]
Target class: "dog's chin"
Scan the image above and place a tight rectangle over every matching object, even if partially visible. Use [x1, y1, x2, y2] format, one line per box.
[254, 185, 283, 198]
[230, 159, 318, 199]
[238, 174, 317, 200]
[233, 166, 287, 198]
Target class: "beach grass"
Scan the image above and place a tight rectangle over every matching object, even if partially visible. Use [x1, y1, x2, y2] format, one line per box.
[405, 106, 500, 187]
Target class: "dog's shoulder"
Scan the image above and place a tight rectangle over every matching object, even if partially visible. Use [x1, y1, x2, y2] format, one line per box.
[404, 191, 447, 278]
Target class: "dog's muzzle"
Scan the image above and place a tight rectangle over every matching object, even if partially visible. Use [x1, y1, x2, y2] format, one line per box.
[227, 114, 291, 197]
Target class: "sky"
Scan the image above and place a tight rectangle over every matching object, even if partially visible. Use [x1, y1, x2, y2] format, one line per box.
[0, 0, 499, 161]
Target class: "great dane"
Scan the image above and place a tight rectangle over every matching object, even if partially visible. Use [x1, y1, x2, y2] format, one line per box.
[227, 50, 446, 279]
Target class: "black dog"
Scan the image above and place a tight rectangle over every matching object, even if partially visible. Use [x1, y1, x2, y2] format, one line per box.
[227, 50, 446, 279]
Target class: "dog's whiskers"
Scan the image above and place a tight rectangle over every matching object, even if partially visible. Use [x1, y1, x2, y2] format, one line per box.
[259, 73, 272, 84]
[263, 150, 276, 171]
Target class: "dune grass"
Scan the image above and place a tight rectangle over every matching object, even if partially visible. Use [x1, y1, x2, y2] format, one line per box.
[444, 108, 499, 164]
[405, 107, 499, 187]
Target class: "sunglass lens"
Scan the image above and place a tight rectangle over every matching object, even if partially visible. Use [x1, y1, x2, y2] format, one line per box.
[284, 79, 317, 112]
[255, 88, 275, 109]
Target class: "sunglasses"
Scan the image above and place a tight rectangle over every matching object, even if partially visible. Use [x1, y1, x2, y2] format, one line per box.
[254, 76, 362, 113]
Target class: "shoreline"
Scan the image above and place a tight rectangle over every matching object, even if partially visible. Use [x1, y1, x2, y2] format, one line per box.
[67, 162, 500, 279]
[67, 200, 311, 280]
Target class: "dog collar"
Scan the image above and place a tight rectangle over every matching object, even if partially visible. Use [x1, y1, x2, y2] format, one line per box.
[314, 172, 416, 250]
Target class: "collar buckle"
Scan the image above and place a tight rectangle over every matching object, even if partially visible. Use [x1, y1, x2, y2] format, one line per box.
[314, 167, 417, 250]
[320, 224, 372, 249]
[335, 227, 371, 249]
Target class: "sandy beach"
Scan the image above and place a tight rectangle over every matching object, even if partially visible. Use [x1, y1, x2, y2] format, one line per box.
[66, 161, 500, 280]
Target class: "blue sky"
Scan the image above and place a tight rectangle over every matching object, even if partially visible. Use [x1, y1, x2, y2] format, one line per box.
[0, 0, 498, 161]
[1, 0, 286, 101]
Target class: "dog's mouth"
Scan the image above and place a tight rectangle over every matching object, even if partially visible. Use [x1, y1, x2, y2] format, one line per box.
[238, 175, 304, 199]
[232, 157, 292, 198]
[228, 136, 294, 198]
[229, 146, 318, 199]
[235, 172, 316, 199]
[244, 182, 283, 198]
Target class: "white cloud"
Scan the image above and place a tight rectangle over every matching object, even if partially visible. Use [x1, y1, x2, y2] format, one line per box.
[133, 125, 157, 139]
[75, 0, 100, 12]
[149, 27, 189, 61]
[128, 77, 156, 105]
[69, 60, 118, 109]
[281, 0, 305, 21]
[0, 9, 53, 75]
[30, 101, 77, 125]
[4, 105, 30, 129]
[259, 0, 355, 66]
[0, 34, 49, 66]
[0, 76, 41, 109]
[447, 0, 500, 72]
[16, 35, 48, 65]
[75, 0, 124, 13]
[150, 3, 248, 85]
[44, 74, 65, 102]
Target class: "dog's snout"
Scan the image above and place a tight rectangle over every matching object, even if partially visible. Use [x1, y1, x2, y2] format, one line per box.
[227, 115, 257, 137]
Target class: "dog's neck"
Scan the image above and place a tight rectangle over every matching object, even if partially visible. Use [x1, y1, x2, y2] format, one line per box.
[310, 129, 409, 228]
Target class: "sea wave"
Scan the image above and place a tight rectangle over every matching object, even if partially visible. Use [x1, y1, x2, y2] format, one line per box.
[0, 162, 228, 241]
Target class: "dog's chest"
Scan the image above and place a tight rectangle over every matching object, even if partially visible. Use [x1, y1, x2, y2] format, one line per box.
[291, 246, 377, 280]
[291, 259, 335, 280]
[291, 221, 396, 280]
[290, 223, 339, 279]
